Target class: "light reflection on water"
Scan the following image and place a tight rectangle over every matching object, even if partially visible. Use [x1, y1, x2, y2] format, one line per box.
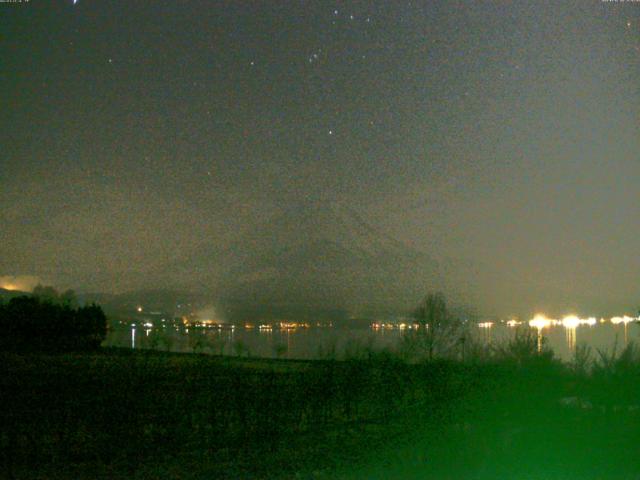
[104, 320, 640, 362]
[565, 326, 576, 352]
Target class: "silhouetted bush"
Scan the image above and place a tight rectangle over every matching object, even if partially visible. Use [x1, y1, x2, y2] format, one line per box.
[403, 291, 466, 361]
[0, 295, 106, 352]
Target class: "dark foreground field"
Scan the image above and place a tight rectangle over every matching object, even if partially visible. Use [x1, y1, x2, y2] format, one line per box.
[2, 345, 640, 479]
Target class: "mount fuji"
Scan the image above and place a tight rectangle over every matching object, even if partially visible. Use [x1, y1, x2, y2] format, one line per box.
[169, 202, 442, 320]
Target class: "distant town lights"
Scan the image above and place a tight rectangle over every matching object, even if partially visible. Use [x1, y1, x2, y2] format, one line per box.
[561, 315, 581, 329]
[611, 315, 635, 325]
[529, 314, 554, 330]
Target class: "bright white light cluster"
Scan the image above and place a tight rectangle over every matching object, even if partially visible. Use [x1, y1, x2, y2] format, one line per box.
[528, 313, 634, 329]
[529, 314, 558, 330]
[560, 316, 596, 328]
[610, 315, 637, 325]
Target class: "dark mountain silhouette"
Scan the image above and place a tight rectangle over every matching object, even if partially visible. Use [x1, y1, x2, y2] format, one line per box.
[168, 202, 442, 320]
[79, 289, 200, 313]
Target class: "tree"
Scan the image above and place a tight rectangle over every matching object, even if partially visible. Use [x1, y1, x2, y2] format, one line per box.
[409, 292, 462, 361]
[74, 304, 108, 350]
[0, 295, 107, 352]
[32, 285, 78, 308]
[32, 284, 61, 303]
[59, 289, 78, 308]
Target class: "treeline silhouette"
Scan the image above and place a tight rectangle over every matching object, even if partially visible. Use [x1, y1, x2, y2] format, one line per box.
[0, 292, 106, 352]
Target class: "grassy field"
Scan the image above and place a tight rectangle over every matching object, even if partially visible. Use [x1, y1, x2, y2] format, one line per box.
[2, 343, 640, 479]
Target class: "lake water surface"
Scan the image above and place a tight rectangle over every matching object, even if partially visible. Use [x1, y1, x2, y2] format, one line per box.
[104, 320, 640, 362]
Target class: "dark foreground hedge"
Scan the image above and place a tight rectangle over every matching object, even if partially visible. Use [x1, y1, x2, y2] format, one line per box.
[2, 347, 640, 479]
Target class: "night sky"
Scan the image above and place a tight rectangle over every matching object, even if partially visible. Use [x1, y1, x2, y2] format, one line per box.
[1, 0, 638, 317]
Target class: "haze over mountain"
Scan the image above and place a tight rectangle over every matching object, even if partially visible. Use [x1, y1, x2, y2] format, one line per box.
[168, 202, 443, 320]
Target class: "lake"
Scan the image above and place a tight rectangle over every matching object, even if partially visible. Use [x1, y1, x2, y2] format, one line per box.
[104, 318, 640, 362]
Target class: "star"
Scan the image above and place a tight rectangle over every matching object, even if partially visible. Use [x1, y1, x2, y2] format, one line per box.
[307, 51, 321, 64]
